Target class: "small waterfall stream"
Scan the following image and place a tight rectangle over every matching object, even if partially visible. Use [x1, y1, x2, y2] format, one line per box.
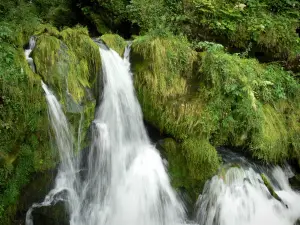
[25, 36, 36, 72]
[195, 150, 300, 225]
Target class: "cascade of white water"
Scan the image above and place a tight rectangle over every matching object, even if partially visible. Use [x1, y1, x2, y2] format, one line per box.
[24, 36, 36, 72]
[26, 45, 185, 225]
[195, 166, 300, 225]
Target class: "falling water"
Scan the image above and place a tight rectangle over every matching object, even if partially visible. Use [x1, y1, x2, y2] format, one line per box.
[24, 36, 36, 72]
[26, 45, 185, 225]
[26, 81, 80, 225]
[195, 163, 300, 225]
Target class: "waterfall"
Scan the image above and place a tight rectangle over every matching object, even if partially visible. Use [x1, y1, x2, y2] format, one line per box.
[26, 81, 80, 225]
[195, 163, 300, 225]
[26, 45, 185, 225]
[24, 36, 36, 72]
[26, 41, 300, 225]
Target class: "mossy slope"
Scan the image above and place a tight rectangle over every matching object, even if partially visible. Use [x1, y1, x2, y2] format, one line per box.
[0, 40, 52, 224]
[131, 34, 300, 189]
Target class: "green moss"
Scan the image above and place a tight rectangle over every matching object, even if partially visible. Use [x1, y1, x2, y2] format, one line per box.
[163, 138, 189, 189]
[289, 110, 300, 166]
[101, 34, 127, 57]
[261, 173, 283, 203]
[0, 40, 54, 223]
[33, 26, 101, 104]
[162, 138, 219, 200]
[198, 49, 300, 163]
[132, 34, 300, 166]
[32, 26, 101, 155]
[251, 105, 289, 163]
[182, 138, 220, 182]
[0, 25, 102, 224]
[132, 34, 199, 140]
[33, 24, 60, 37]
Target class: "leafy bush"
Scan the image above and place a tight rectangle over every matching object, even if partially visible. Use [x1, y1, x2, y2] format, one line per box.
[76, 0, 130, 34]
[127, 0, 300, 61]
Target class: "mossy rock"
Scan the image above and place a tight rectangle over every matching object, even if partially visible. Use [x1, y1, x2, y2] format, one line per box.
[31, 26, 102, 148]
[32, 26, 101, 104]
[131, 34, 201, 140]
[261, 173, 288, 208]
[131, 34, 300, 165]
[101, 34, 127, 57]
[251, 104, 289, 163]
[162, 138, 220, 201]
[32, 201, 69, 225]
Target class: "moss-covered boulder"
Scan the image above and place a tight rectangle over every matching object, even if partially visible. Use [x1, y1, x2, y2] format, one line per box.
[162, 138, 220, 201]
[32, 25, 101, 103]
[101, 34, 127, 57]
[131, 34, 199, 140]
[131, 34, 300, 167]
[32, 25, 102, 147]
[0, 39, 53, 224]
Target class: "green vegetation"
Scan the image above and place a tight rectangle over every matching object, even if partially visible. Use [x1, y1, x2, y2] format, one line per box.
[0, 2, 50, 223]
[32, 25, 101, 150]
[0, 0, 300, 223]
[76, 0, 130, 34]
[162, 138, 220, 200]
[132, 34, 300, 165]
[0, 32, 52, 224]
[74, 0, 299, 64]
[131, 34, 198, 140]
[93, 0, 300, 63]
[261, 173, 287, 206]
[101, 34, 127, 57]
[0, 2, 100, 223]
[32, 25, 101, 103]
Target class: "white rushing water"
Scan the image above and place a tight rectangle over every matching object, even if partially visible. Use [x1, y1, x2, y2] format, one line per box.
[24, 36, 36, 72]
[26, 45, 184, 225]
[196, 166, 300, 225]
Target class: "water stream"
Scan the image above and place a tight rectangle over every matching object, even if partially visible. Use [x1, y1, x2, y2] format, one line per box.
[196, 150, 300, 225]
[24, 36, 36, 72]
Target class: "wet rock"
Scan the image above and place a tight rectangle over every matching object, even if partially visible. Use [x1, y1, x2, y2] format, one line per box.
[31, 202, 69, 225]
[14, 171, 56, 224]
